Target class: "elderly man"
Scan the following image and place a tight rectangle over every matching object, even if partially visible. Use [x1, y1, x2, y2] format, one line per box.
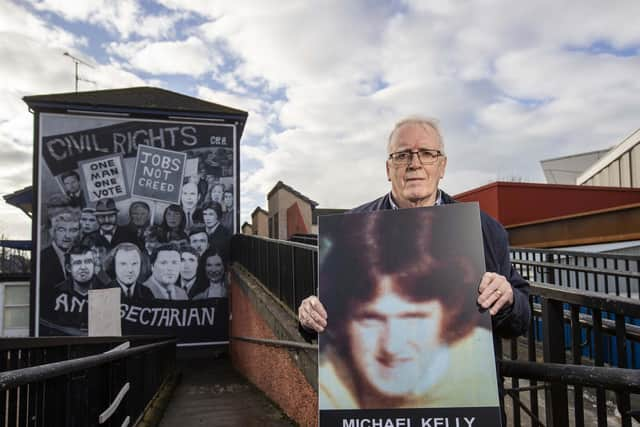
[299, 116, 530, 340]
[40, 208, 81, 293]
[143, 243, 188, 300]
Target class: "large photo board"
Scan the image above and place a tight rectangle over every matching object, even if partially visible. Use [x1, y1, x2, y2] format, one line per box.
[36, 113, 237, 345]
[318, 203, 502, 426]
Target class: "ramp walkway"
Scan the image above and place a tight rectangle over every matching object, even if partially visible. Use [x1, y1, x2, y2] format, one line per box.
[159, 348, 295, 427]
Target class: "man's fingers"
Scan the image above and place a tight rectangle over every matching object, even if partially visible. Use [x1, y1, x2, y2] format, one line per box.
[489, 292, 510, 315]
[478, 272, 496, 294]
[477, 287, 500, 309]
[310, 297, 328, 319]
[298, 296, 327, 333]
[477, 272, 513, 315]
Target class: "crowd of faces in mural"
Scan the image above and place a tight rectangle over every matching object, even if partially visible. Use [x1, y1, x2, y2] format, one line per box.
[39, 149, 235, 311]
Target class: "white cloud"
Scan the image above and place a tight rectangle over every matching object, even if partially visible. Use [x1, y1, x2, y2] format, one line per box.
[2, 0, 640, 234]
[32, 0, 187, 39]
[0, 1, 81, 48]
[108, 36, 218, 76]
[197, 85, 278, 139]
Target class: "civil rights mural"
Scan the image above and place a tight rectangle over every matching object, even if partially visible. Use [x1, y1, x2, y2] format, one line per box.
[36, 113, 237, 344]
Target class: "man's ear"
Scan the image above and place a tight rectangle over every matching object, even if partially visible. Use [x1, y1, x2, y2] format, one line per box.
[440, 156, 448, 179]
[386, 160, 391, 182]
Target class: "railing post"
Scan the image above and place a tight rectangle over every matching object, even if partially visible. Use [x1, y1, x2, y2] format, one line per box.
[541, 296, 568, 426]
[544, 252, 556, 286]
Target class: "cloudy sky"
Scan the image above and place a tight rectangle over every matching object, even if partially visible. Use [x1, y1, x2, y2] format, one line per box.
[1, 0, 639, 239]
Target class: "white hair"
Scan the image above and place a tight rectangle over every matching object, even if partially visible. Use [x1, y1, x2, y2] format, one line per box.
[387, 116, 445, 154]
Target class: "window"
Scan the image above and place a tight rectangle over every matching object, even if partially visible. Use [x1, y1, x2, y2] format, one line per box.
[2, 282, 29, 336]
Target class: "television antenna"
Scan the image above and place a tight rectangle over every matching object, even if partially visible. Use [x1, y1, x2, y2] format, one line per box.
[63, 51, 96, 92]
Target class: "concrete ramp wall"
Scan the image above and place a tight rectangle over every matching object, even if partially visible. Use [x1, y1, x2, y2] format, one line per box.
[229, 264, 318, 426]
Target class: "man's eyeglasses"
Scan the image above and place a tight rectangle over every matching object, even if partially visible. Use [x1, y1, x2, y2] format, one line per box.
[388, 149, 443, 166]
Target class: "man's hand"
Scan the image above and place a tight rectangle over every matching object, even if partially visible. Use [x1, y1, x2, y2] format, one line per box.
[477, 272, 514, 316]
[298, 295, 327, 333]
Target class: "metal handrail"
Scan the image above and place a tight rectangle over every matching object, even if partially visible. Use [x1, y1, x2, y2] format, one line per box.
[511, 247, 640, 262]
[236, 233, 318, 251]
[531, 282, 640, 317]
[0, 335, 170, 351]
[513, 259, 640, 279]
[0, 338, 176, 389]
[231, 335, 318, 351]
[499, 359, 640, 392]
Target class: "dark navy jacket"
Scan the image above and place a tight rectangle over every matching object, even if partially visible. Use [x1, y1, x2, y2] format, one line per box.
[350, 191, 530, 338]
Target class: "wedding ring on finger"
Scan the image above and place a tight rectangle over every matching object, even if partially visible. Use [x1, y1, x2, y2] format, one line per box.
[494, 289, 503, 298]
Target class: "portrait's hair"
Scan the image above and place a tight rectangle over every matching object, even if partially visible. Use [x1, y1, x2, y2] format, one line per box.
[179, 244, 200, 259]
[103, 242, 147, 280]
[80, 233, 109, 252]
[149, 243, 181, 265]
[129, 201, 150, 215]
[188, 223, 209, 239]
[211, 183, 225, 193]
[161, 204, 186, 231]
[60, 171, 80, 182]
[167, 229, 188, 243]
[143, 225, 165, 243]
[387, 116, 445, 155]
[322, 209, 481, 348]
[46, 194, 79, 227]
[201, 201, 223, 220]
[49, 210, 80, 228]
[64, 244, 94, 268]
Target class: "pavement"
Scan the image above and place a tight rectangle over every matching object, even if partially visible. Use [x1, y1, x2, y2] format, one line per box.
[159, 347, 295, 427]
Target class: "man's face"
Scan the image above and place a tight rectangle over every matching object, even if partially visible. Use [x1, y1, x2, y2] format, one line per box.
[386, 123, 447, 207]
[223, 192, 233, 209]
[189, 232, 208, 255]
[80, 212, 98, 234]
[205, 254, 224, 282]
[202, 209, 218, 228]
[181, 183, 198, 210]
[211, 185, 224, 202]
[115, 249, 141, 286]
[151, 250, 181, 287]
[52, 220, 80, 250]
[68, 252, 94, 284]
[130, 205, 150, 227]
[97, 213, 117, 232]
[63, 175, 80, 194]
[346, 276, 444, 399]
[181, 252, 198, 281]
